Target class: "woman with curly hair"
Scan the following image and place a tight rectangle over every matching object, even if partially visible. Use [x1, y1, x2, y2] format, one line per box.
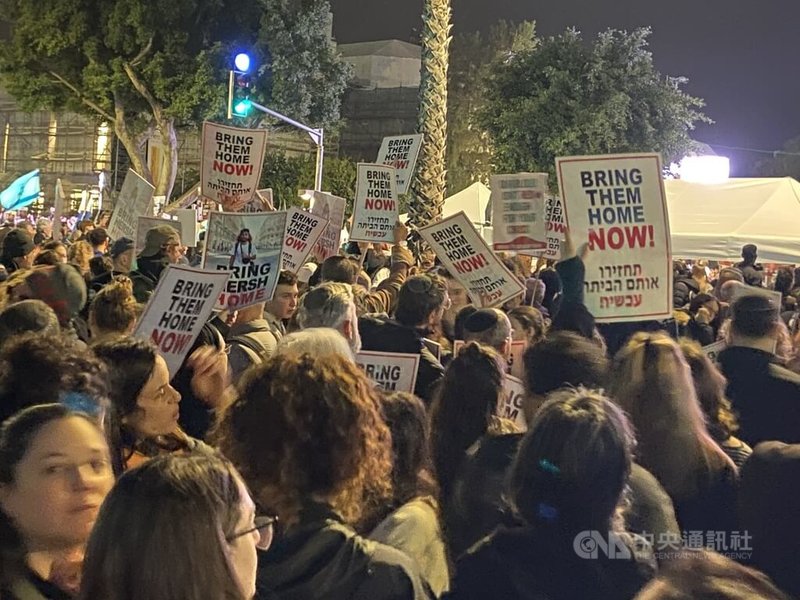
[88, 277, 139, 344]
[678, 339, 752, 468]
[215, 352, 431, 600]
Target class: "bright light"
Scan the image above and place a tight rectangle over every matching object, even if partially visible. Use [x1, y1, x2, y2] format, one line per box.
[234, 53, 251, 73]
[678, 155, 730, 184]
[233, 99, 252, 116]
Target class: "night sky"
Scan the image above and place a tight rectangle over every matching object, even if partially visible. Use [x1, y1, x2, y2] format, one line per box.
[332, 0, 800, 175]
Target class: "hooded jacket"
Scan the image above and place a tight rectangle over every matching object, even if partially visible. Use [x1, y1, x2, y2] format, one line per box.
[255, 502, 431, 600]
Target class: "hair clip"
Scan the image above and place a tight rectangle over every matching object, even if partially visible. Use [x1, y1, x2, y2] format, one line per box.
[538, 459, 561, 475]
[537, 502, 558, 521]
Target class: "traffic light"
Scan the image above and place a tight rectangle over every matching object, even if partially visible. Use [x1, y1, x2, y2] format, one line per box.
[227, 53, 252, 119]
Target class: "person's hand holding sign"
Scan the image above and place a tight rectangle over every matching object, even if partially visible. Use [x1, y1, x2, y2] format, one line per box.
[559, 228, 590, 263]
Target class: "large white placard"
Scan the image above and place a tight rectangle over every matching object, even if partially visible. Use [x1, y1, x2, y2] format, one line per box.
[376, 134, 423, 195]
[351, 163, 398, 244]
[556, 153, 672, 322]
[356, 351, 420, 394]
[491, 173, 548, 251]
[309, 192, 347, 262]
[107, 169, 155, 242]
[419, 212, 525, 308]
[200, 122, 267, 209]
[281, 208, 328, 273]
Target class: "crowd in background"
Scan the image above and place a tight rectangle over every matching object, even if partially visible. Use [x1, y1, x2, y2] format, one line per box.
[0, 211, 798, 600]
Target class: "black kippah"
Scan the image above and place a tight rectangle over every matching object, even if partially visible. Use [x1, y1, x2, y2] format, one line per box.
[464, 309, 501, 333]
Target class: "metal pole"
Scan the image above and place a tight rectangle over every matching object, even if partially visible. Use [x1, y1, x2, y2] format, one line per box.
[314, 128, 324, 192]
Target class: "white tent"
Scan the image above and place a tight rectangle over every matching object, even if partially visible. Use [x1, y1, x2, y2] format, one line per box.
[400, 182, 491, 233]
[665, 177, 800, 263]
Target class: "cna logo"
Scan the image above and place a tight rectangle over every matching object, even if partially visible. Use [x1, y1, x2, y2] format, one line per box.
[573, 531, 634, 559]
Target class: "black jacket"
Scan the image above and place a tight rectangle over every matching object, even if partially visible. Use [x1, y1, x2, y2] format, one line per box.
[718, 346, 800, 446]
[255, 502, 431, 600]
[359, 315, 445, 404]
[446, 526, 655, 600]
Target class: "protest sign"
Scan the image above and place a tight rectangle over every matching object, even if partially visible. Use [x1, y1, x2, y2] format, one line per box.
[351, 163, 398, 244]
[134, 265, 229, 378]
[107, 169, 155, 242]
[419, 211, 525, 308]
[135, 217, 183, 255]
[356, 351, 420, 393]
[247, 188, 275, 212]
[556, 153, 672, 322]
[702, 340, 727, 364]
[729, 283, 783, 308]
[376, 134, 423, 195]
[52, 178, 65, 242]
[202, 211, 286, 310]
[507, 340, 526, 379]
[173, 209, 198, 247]
[309, 191, 347, 262]
[499, 375, 528, 431]
[200, 122, 267, 209]
[281, 208, 327, 273]
[544, 195, 566, 259]
[491, 173, 547, 252]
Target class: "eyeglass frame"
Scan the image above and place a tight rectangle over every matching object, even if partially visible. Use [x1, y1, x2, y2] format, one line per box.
[226, 515, 278, 543]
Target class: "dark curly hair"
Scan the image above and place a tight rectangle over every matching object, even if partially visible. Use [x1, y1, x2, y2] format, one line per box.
[215, 353, 392, 528]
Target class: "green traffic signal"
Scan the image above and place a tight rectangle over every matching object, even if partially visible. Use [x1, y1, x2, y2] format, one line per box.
[233, 98, 252, 117]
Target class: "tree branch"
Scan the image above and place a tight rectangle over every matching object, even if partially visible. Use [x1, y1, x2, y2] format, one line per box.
[122, 61, 163, 122]
[130, 37, 154, 67]
[48, 70, 115, 122]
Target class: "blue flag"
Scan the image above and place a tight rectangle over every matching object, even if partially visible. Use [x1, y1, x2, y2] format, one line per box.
[0, 169, 40, 211]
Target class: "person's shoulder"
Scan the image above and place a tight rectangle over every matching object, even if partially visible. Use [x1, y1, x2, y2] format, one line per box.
[767, 362, 800, 387]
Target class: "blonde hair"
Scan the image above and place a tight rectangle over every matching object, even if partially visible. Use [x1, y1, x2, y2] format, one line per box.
[275, 327, 354, 361]
[68, 240, 93, 273]
[89, 278, 138, 337]
[610, 331, 734, 499]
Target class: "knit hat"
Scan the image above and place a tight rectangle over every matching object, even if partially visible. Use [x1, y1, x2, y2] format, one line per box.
[140, 225, 180, 258]
[110, 237, 135, 258]
[24, 264, 88, 326]
[2, 229, 35, 259]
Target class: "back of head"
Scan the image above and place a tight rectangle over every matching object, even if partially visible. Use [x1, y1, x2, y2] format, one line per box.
[0, 334, 108, 424]
[275, 327, 354, 361]
[86, 228, 109, 248]
[216, 352, 392, 527]
[462, 308, 511, 351]
[89, 278, 138, 337]
[0, 299, 60, 344]
[730, 293, 779, 339]
[522, 331, 608, 397]
[508, 306, 546, 345]
[24, 264, 88, 326]
[718, 280, 744, 303]
[81, 453, 248, 600]
[774, 268, 794, 295]
[453, 304, 478, 341]
[1, 229, 34, 262]
[320, 255, 359, 285]
[510, 388, 634, 533]
[634, 549, 789, 600]
[742, 243, 758, 263]
[396, 273, 447, 328]
[296, 282, 354, 330]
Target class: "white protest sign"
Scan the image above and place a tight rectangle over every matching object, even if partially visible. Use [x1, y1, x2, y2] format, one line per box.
[52, 178, 65, 242]
[173, 209, 198, 247]
[556, 153, 673, 322]
[310, 191, 347, 262]
[491, 173, 548, 252]
[508, 340, 526, 379]
[107, 169, 155, 242]
[202, 211, 287, 310]
[419, 212, 525, 308]
[702, 340, 727, 364]
[134, 265, 229, 378]
[250, 188, 275, 212]
[544, 195, 565, 259]
[356, 351, 420, 394]
[351, 163, 398, 244]
[281, 208, 328, 273]
[200, 122, 267, 209]
[729, 284, 783, 309]
[499, 375, 528, 431]
[135, 217, 182, 255]
[376, 134, 423, 195]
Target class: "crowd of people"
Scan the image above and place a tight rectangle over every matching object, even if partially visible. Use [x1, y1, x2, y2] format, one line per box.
[0, 211, 798, 600]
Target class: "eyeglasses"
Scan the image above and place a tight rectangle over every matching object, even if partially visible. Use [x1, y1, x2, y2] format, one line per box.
[227, 515, 277, 550]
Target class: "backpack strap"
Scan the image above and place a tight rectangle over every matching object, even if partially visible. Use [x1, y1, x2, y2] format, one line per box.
[228, 333, 269, 364]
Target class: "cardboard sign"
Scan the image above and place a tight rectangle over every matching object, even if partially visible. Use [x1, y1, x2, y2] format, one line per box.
[202, 211, 286, 310]
[134, 265, 229, 378]
[356, 351, 420, 393]
[491, 173, 548, 251]
[376, 134, 423, 195]
[309, 191, 347, 262]
[351, 163, 398, 243]
[702, 340, 727, 364]
[419, 211, 525, 308]
[544, 195, 565, 259]
[249, 188, 275, 212]
[556, 153, 673, 322]
[499, 375, 528, 431]
[200, 122, 267, 209]
[281, 208, 327, 273]
[135, 217, 183, 255]
[107, 169, 155, 242]
[508, 340, 526, 379]
[173, 209, 198, 247]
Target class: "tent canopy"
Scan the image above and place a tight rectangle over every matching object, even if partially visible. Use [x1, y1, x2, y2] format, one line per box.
[400, 182, 491, 226]
[666, 177, 800, 264]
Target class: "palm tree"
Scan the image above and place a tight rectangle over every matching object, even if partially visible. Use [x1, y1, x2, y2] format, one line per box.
[409, 0, 452, 234]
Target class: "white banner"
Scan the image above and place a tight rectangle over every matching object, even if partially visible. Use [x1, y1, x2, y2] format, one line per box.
[281, 208, 328, 273]
[135, 216, 182, 255]
[134, 265, 229, 378]
[491, 173, 548, 251]
[419, 211, 525, 308]
[309, 191, 347, 262]
[499, 375, 528, 431]
[200, 122, 267, 209]
[351, 163, 398, 244]
[173, 209, 198, 247]
[356, 351, 420, 394]
[376, 134, 423, 195]
[202, 211, 286, 310]
[556, 153, 672, 322]
[107, 170, 155, 242]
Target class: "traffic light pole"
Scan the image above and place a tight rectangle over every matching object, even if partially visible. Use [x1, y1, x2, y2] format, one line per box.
[248, 101, 325, 193]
